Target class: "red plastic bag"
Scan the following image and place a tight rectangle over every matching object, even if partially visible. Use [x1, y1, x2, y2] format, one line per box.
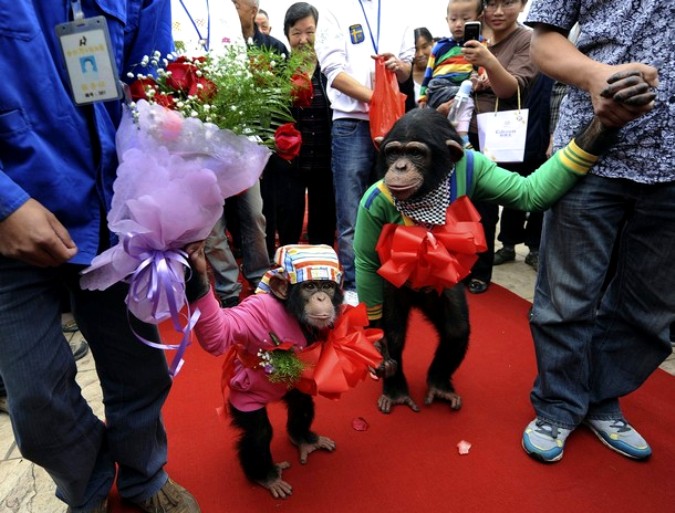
[369, 56, 406, 142]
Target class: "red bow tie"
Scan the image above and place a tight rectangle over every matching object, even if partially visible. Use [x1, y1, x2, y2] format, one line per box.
[375, 196, 488, 292]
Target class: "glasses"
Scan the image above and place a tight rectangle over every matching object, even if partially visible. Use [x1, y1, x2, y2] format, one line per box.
[484, 0, 521, 12]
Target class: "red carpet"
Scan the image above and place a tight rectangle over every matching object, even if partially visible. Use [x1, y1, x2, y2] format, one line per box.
[112, 285, 675, 513]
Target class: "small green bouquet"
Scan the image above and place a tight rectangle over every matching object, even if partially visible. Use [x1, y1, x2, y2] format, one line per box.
[257, 332, 308, 386]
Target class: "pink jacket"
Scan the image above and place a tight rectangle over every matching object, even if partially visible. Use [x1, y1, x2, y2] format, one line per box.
[192, 292, 309, 411]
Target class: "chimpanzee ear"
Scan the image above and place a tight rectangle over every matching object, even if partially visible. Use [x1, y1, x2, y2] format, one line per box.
[373, 136, 384, 150]
[269, 275, 290, 300]
[445, 139, 465, 163]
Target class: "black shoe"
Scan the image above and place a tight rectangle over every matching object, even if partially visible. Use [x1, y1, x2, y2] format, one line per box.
[525, 250, 539, 271]
[493, 246, 516, 265]
[467, 279, 489, 294]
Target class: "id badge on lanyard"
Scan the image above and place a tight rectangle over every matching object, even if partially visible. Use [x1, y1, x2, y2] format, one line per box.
[55, 0, 123, 105]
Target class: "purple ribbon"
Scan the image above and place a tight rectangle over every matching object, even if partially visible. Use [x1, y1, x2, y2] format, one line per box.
[123, 234, 201, 376]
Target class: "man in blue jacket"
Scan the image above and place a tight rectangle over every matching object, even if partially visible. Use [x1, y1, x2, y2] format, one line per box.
[0, 1, 200, 512]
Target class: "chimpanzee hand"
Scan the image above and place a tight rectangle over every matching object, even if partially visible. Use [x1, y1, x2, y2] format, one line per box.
[575, 68, 657, 155]
[370, 334, 398, 379]
[602, 69, 657, 107]
[184, 241, 210, 302]
[587, 63, 657, 128]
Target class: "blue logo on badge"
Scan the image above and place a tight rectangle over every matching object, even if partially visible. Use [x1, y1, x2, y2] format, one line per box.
[349, 24, 365, 44]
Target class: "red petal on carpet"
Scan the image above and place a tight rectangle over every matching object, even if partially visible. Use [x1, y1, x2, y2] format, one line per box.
[110, 284, 675, 512]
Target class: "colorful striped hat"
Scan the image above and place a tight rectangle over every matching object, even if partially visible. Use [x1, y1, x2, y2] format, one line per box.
[255, 244, 343, 294]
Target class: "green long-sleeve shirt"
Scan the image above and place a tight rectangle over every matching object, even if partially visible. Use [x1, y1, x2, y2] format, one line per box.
[354, 140, 597, 320]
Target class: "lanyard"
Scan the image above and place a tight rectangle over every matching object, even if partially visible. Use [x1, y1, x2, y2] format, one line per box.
[179, 0, 211, 51]
[358, 0, 381, 54]
[71, 0, 85, 21]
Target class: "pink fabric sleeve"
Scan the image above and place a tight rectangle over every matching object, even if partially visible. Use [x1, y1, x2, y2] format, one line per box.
[191, 292, 231, 355]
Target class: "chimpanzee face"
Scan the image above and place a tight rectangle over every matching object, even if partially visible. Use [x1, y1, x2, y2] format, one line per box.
[287, 280, 343, 329]
[378, 109, 465, 200]
[382, 141, 433, 201]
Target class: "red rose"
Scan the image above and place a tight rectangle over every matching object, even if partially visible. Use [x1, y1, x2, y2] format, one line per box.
[189, 76, 218, 101]
[291, 72, 313, 107]
[166, 61, 199, 93]
[129, 77, 158, 101]
[274, 123, 302, 161]
[154, 93, 176, 109]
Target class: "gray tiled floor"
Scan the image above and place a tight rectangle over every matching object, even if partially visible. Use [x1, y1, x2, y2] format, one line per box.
[0, 248, 673, 512]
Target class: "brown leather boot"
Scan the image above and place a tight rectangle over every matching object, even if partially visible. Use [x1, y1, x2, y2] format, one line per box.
[132, 478, 201, 513]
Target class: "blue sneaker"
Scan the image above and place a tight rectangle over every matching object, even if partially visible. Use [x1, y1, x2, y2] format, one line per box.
[584, 418, 652, 460]
[522, 419, 572, 462]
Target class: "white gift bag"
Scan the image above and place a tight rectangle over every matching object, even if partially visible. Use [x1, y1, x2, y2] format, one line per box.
[476, 88, 529, 163]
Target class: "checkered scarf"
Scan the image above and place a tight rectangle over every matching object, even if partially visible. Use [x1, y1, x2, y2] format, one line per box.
[393, 175, 452, 227]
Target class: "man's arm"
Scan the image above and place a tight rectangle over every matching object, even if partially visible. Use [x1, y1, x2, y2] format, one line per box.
[530, 24, 658, 127]
[331, 72, 374, 104]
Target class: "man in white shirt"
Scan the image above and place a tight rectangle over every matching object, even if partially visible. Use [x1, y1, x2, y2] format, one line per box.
[172, 0, 245, 53]
[314, 0, 414, 302]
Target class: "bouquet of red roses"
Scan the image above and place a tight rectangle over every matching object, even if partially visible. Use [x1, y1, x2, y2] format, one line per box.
[80, 46, 304, 374]
[128, 47, 303, 160]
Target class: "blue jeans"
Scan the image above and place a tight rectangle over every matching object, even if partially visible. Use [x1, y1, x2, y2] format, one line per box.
[205, 181, 270, 301]
[530, 175, 675, 429]
[332, 119, 377, 290]
[0, 258, 171, 511]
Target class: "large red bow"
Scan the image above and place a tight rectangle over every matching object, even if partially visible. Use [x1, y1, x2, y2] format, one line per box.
[296, 303, 383, 399]
[375, 196, 487, 292]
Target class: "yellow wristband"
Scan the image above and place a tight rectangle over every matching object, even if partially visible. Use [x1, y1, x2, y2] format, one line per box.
[560, 139, 600, 175]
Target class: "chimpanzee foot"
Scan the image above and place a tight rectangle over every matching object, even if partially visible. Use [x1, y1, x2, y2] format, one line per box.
[257, 461, 292, 499]
[291, 435, 336, 464]
[424, 386, 462, 410]
[377, 393, 421, 414]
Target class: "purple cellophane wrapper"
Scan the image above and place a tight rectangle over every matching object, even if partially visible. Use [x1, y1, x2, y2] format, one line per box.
[80, 101, 271, 324]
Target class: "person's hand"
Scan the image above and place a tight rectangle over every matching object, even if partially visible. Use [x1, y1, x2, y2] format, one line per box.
[435, 98, 453, 117]
[0, 198, 77, 267]
[545, 135, 554, 159]
[374, 52, 410, 81]
[377, 52, 402, 72]
[461, 40, 494, 69]
[587, 63, 658, 127]
[473, 71, 491, 91]
[184, 241, 210, 302]
[576, 66, 657, 155]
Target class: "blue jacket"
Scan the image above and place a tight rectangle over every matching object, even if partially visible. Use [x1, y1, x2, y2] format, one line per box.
[0, 0, 173, 265]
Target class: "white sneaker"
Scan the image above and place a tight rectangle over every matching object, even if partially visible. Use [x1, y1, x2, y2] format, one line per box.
[343, 290, 360, 307]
